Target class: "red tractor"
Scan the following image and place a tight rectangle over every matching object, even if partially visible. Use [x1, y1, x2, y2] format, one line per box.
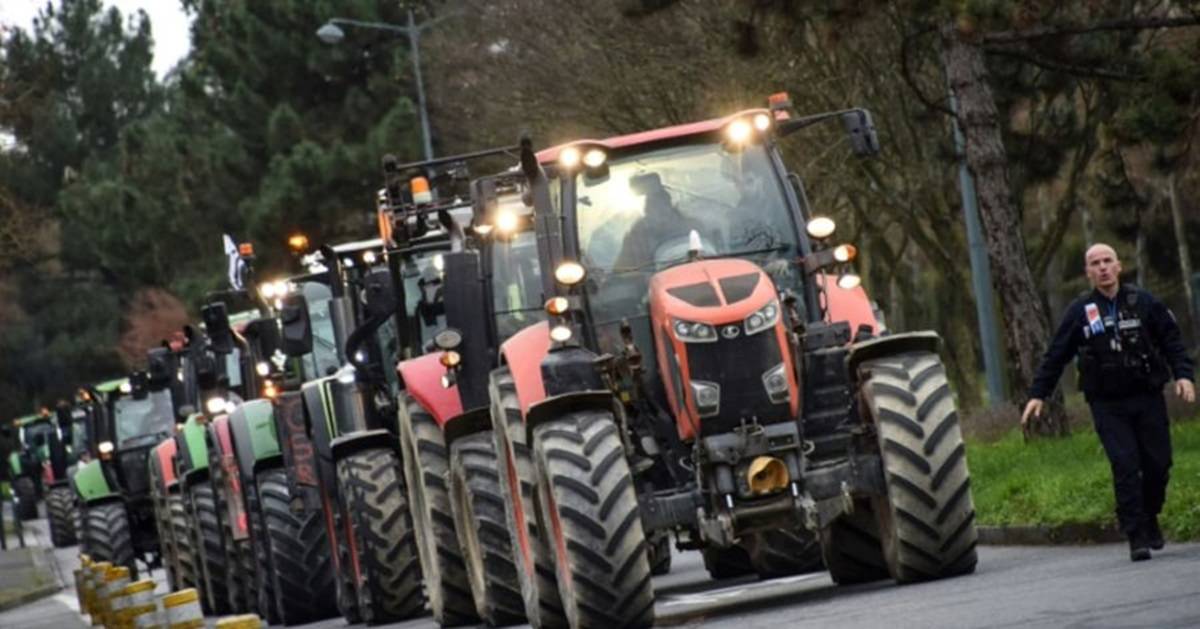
[481, 96, 977, 628]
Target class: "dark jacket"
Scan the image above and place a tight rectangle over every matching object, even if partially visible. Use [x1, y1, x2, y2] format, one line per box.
[1029, 284, 1194, 401]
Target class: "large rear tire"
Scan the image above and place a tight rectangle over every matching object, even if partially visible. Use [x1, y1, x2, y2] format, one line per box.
[398, 393, 474, 626]
[489, 368, 565, 627]
[84, 500, 136, 578]
[14, 477, 39, 521]
[46, 485, 77, 547]
[449, 431, 526, 626]
[533, 411, 654, 629]
[244, 483, 279, 624]
[169, 492, 198, 590]
[337, 447, 426, 624]
[743, 527, 824, 579]
[819, 498, 891, 584]
[258, 468, 339, 625]
[191, 481, 232, 615]
[860, 351, 978, 582]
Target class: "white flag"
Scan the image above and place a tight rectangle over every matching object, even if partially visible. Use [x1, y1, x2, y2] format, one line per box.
[223, 234, 244, 290]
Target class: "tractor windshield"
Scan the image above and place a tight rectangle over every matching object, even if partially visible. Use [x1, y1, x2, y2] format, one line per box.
[22, 421, 55, 449]
[114, 390, 175, 445]
[492, 228, 546, 340]
[71, 414, 89, 455]
[399, 249, 448, 350]
[575, 141, 802, 341]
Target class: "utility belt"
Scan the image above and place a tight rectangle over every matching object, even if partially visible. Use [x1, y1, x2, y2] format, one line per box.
[1078, 344, 1169, 400]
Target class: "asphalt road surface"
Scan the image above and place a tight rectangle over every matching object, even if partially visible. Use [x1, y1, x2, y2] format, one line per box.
[8, 514, 1199, 629]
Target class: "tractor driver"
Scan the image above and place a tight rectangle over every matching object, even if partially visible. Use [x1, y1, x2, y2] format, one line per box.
[611, 172, 707, 273]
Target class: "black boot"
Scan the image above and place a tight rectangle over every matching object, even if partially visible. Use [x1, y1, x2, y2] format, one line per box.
[1129, 529, 1151, 562]
[1145, 516, 1165, 551]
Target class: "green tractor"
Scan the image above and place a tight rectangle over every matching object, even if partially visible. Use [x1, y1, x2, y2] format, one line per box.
[71, 371, 176, 577]
[8, 411, 54, 521]
[44, 395, 95, 546]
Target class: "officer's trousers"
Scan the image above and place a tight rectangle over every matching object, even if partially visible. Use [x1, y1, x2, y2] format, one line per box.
[1088, 392, 1173, 534]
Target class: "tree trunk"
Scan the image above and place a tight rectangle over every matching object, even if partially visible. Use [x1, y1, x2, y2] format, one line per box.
[1166, 171, 1198, 343]
[1080, 201, 1095, 248]
[941, 22, 1067, 437]
[1135, 206, 1148, 289]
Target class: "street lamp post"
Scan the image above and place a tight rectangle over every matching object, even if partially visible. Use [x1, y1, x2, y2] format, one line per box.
[318, 9, 453, 161]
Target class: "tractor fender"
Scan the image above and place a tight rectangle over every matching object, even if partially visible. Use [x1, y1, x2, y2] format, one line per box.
[442, 407, 492, 450]
[209, 415, 251, 540]
[845, 331, 942, 378]
[397, 352, 463, 428]
[330, 429, 399, 462]
[525, 390, 623, 446]
[276, 390, 321, 511]
[823, 273, 879, 338]
[152, 439, 178, 491]
[228, 399, 281, 482]
[177, 413, 210, 484]
[8, 452, 20, 478]
[72, 458, 117, 504]
[498, 321, 551, 415]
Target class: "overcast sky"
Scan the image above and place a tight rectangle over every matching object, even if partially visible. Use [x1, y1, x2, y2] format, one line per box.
[0, 0, 192, 78]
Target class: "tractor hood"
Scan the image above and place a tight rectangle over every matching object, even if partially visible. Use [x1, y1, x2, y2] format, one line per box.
[648, 258, 777, 328]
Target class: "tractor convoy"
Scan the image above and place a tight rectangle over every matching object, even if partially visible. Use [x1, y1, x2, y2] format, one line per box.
[9, 95, 977, 628]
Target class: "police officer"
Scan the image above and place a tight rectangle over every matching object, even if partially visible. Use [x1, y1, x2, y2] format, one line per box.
[1022, 243, 1195, 561]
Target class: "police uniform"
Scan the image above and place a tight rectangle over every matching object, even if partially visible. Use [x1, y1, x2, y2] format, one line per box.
[1029, 284, 1194, 550]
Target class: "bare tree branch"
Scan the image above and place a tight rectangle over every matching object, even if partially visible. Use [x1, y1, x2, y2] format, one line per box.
[984, 46, 1147, 82]
[984, 15, 1200, 45]
[900, 24, 954, 117]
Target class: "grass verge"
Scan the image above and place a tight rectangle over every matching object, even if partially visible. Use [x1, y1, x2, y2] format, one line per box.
[967, 417, 1200, 541]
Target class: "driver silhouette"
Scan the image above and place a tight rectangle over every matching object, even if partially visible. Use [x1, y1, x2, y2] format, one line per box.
[612, 172, 704, 271]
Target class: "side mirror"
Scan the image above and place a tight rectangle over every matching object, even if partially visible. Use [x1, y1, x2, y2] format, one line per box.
[280, 293, 313, 357]
[202, 302, 234, 355]
[842, 110, 880, 157]
[146, 347, 174, 388]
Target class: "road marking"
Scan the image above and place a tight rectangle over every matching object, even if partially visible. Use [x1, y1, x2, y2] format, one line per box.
[659, 573, 825, 607]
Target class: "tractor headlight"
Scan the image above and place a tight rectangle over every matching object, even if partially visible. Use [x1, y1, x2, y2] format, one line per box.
[582, 148, 607, 168]
[255, 361, 271, 377]
[559, 146, 581, 169]
[496, 208, 519, 234]
[761, 363, 790, 404]
[833, 244, 857, 263]
[726, 119, 752, 144]
[744, 299, 780, 336]
[549, 325, 574, 343]
[98, 441, 114, 455]
[806, 216, 836, 240]
[673, 319, 717, 343]
[119, 382, 132, 394]
[205, 397, 227, 415]
[836, 273, 862, 290]
[690, 380, 721, 418]
[554, 261, 586, 286]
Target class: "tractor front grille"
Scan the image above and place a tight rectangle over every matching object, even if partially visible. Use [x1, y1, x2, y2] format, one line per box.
[685, 327, 787, 436]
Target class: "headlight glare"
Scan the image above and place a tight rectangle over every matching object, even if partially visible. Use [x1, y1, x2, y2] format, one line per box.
[554, 261, 586, 285]
[806, 216, 836, 239]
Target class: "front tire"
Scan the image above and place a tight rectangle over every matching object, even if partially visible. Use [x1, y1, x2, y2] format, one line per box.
[258, 468, 339, 625]
[398, 393, 474, 626]
[489, 368, 565, 627]
[449, 431, 526, 626]
[743, 527, 824, 579]
[819, 498, 890, 585]
[169, 492, 198, 590]
[860, 351, 978, 582]
[337, 447, 426, 623]
[84, 500, 136, 578]
[46, 485, 77, 547]
[191, 481, 231, 615]
[14, 477, 39, 521]
[701, 544, 754, 580]
[533, 411, 654, 629]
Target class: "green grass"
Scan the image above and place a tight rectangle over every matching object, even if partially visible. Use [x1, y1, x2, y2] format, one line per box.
[967, 418, 1200, 541]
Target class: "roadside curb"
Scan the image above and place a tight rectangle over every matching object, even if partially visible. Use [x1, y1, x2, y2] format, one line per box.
[0, 582, 62, 612]
[0, 545, 65, 612]
[978, 523, 1125, 545]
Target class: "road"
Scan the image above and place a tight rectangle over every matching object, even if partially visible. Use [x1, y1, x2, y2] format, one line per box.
[5, 514, 1198, 629]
